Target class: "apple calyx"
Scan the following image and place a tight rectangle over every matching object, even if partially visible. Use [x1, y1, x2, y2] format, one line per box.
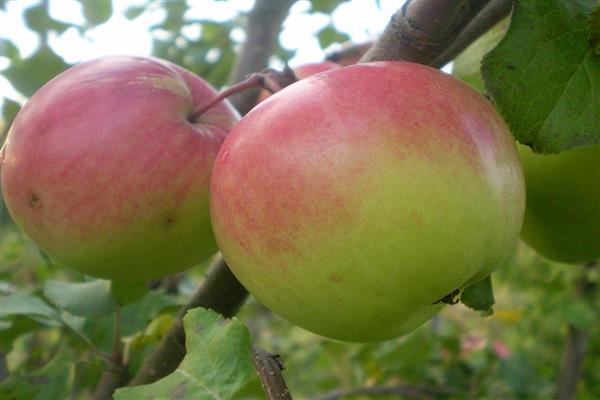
[189, 66, 298, 122]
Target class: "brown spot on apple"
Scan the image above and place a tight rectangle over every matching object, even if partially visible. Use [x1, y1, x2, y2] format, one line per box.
[329, 274, 343, 283]
[29, 193, 42, 209]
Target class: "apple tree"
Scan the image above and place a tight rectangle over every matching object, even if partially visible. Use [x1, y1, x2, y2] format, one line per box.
[0, 0, 599, 399]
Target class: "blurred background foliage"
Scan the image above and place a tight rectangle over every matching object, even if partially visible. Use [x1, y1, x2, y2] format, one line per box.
[0, 0, 599, 399]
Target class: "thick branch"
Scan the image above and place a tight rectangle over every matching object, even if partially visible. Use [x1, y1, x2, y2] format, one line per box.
[130, 256, 248, 385]
[556, 261, 597, 400]
[432, 0, 513, 67]
[252, 346, 292, 400]
[227, 0, 296, 115]
[361, 0, 492, 64]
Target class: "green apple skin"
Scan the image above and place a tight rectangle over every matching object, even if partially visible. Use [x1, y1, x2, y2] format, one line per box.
[0, 56, 239, 281]
[518, 144, 600, 264]
[210, 62, 525, 342]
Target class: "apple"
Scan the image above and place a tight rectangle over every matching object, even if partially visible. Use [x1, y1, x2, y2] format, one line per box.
[210, 61, 525, 342]
[256, 61, 339, 103]
[518, 144, 600, 264]
[0, 56, 239, 281]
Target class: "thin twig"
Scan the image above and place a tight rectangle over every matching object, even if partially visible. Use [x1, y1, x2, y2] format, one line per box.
[189, 68, 297, 121]
[252, 346, 292, 400]
[431, 0, 513, 67]
[93, 306, 128, 400]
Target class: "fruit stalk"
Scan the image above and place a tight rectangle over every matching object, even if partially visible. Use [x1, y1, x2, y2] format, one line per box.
[189, 67, 298, 121]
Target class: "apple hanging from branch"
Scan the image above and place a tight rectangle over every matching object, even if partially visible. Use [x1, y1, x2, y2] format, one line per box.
[210, 61, 525, 342]
[0, 56, 239, 281]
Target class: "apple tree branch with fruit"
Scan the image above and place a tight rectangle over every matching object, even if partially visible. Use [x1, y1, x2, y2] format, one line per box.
[0, 0, 598, 399]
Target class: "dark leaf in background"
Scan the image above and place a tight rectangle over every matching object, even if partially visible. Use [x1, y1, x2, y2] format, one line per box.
[3, 46, 69, 97]
[78, 0, 113, 26]
[161, 0, 186, 30]
[125, 5, 146, 20]
[482, 0, 600, 153]
[318, 25, 351, 49]
[589, 3, 600, 54]
[310, 0, 347, 14]
[0, 39, 20, 61]
[1, 98, 20, 138]
[43, 280, 117, 319]
[24, 3, 71, 33]
[0, 351, 73, 399]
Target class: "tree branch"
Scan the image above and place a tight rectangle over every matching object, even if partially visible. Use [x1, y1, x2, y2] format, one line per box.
[128, 0, 295, 387]
[130, 255, 248, 385]
[556, 261, 597, 400]
[252, 346, 292, 400]
[361, 0, 492, 64]
[93, 307, 128, 400]
[227, 0, 296, 115]
[431, 0, 513, 67]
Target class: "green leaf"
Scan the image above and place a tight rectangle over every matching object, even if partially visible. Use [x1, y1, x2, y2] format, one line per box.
[3, 46, 69, 97]
[0, 351, 73, 399]
[0, 292, 57, 319]
[43, 279, 116, 318]
[482, 0, 600, 153]
[114, 308, 254, 400]
[461, 276, 495, 313]
[310, 0, 346, 14]
[111, 280, 147, 306]
[317, 25, 351, 49]
[24, 4, 71, 33]
[589, 3, 600, 54]
[125, 5, 146, 20]
[559, 300, 596, 330]
[452, 18, 509, 91]
[0, 39, 20, 61]
[119, 292, 181, 336]
[1, 98, 21, 138]
[78, 0, 113, 26]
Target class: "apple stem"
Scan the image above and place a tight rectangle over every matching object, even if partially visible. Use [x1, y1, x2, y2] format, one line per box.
[188, 66, 298, 122]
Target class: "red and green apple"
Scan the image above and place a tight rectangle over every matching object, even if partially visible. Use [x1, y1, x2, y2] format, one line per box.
[210, 61, 525, 342]
[0, 56, 239, 281]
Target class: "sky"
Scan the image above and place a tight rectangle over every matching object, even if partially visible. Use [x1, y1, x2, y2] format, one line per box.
[0, 0, 420, 105]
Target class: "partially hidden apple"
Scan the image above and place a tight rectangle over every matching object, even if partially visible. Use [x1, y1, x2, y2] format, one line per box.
[518, 144, 600, 264]
[210, 61, 525, 342]
[0, 56, 239, 281]
[256, 61, 339, 103]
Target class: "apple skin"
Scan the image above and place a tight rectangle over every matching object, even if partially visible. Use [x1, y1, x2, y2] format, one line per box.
[518, 144, 600, 264]
[0, 56, 239, 281]
[257, 61, 339, 103]
[210, 61, 525, 342]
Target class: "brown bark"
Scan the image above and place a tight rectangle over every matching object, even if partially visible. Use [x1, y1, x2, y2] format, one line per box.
[362, 0, 491, 64]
